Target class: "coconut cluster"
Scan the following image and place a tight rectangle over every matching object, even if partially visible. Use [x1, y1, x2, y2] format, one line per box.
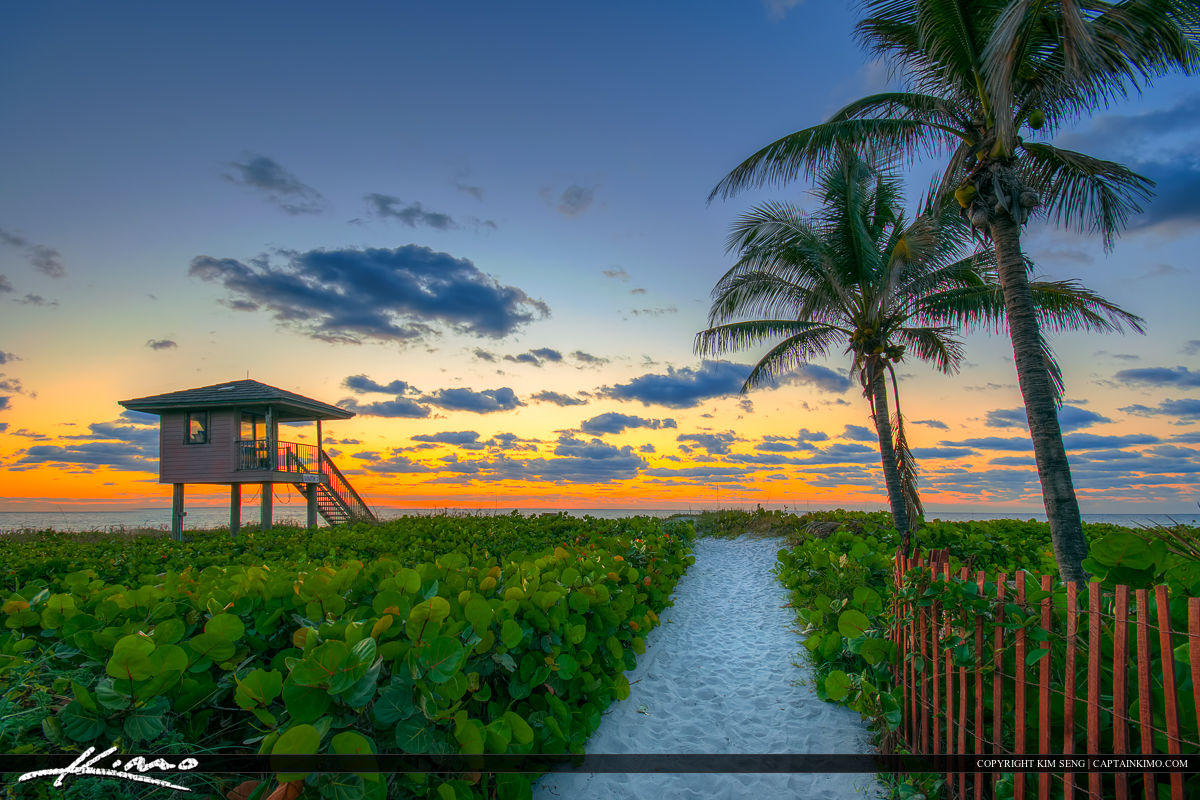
[850, 327, 906, 362]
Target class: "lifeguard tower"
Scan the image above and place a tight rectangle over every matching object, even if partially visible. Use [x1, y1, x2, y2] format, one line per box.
[119, 379, 377, 539]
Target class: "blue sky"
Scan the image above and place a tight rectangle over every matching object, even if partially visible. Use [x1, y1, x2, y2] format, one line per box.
[1, 1, 1197, 513]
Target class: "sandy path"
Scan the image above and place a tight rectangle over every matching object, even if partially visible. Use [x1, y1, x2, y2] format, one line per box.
[532, 535, 881, 799]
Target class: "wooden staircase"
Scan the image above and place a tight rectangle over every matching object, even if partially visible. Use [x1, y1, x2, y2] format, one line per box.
[289, 449, 377, 526]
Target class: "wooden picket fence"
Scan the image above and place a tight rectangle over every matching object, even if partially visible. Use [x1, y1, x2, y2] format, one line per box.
[890, 548, 1200, 799]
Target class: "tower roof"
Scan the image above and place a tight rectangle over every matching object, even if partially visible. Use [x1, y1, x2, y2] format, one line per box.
[119, 379, 353, 422]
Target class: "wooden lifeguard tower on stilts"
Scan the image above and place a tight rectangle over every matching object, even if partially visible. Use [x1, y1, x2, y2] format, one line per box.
[120, 379, 377, 540]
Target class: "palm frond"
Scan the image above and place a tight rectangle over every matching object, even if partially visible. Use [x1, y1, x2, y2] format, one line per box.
[1019, 142, 1154, 250]
[709, 118, 955, 202]
[893, 325, 964, 374]
[1028, 278, 1147, 335]
[739, 328, 848, 392]
[1038, 329, 1066, 407]
[694, 319, 841, 365]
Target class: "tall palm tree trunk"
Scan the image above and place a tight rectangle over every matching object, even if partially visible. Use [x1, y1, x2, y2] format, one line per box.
[868, 362, 911, 544]
[989, 213, 1088, 585]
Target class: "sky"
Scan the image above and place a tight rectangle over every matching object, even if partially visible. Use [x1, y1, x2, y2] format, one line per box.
[1, 1, 1197, 515]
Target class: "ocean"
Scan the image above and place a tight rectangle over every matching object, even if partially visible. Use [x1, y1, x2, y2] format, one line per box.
[0, 506, 1196, 533]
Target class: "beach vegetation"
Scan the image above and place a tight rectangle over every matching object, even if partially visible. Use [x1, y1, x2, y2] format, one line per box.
[708, 0, 1196, 583]
[0, 514, 695, 799]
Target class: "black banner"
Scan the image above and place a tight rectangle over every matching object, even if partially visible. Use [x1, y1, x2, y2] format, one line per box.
[2, 752, 1196, 777]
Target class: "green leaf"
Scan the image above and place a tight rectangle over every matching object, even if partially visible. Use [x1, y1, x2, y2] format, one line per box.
[1026, 647, 1051, 666]
[188, 632, 236, 663]
[503, 711, 534, 745]
[107, 648, 155, 682]
[825, 670, 851, 701]
[149, 644, 189, 674]
[273, 723, 322, 783]
[59, 700, 105, 742]
[453, 712, 485, 755]
[332, 731, 379, 781]
[464, 597, 493, 634]
[235, 668, 284, 709]
[500, 618, 523, 649]
[395, 716, 436, 753]
[837, 609, 871, 639]
[417, 637, 466, 684]
[281, 677, 331, 723]
[123, 696, 169, 742]
[373, 680, 416, 725]
[205, 613, 246, 641]
[1089, 533, 1156, 570]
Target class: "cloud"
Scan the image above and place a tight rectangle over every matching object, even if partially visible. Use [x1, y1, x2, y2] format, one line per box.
[189, 245, 549, 344]
[0, 229, 65, 277]
[572, 351, 609, 367]
[798, 443, 880, 465]
[676, 432, 736, 455]
[945, 436, 1034, 451]
[504, 347, 563, 367]
[146, 339, 177, 350]
[483, 435, 645, 484]
[340, 397, 431, 418]
[545, 185, 595, 216]
[421, 387, 522, 413]
[1061, 433, 1161, 449]
[411, 431, 485, 450]
[603, 268, 630, 281]
[223, 153, 325, 214]
[784, 364, 853, 393]
[13, 417, 158, 471]
[529, 391, 587, 407]
[757, 429, 830, 452]
[580, 413, 676, 435]
[0, 396, 9, 411]
[1054, 95, 1200, 235]
[342, 375, 415, 395]
[1120, 399, 1200, 419]
[15, 294, 57, 307]
[841, 424, 876, 442]
[911, 446, 980, 458]
[0, 351, 18, 364]
[984, 405, 1111, 433]
[1114, 366, 1200, 388]
[602, 360, 750, 408]
[763, 0, 805, 21]
[913, 419, 950, 430]
[629, 305, 678, 317]
[360, 452, 435, 474]
[1183, 340, 1200, 355]
[365, 193, 457, 230]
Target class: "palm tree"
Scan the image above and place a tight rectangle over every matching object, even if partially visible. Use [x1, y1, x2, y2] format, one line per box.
[698, 153, 1144, 554]
[708, 0, 1195, 583]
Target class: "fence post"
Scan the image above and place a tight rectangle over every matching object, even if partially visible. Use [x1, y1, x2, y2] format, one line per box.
[1154, 584, 1183, 800]
[1088, 582, 1102, 799]
[942, 561, 956, 793]
[1114, 585, 1130, 800]
[1015, 572, 1028, 799]
[1190, 597, 1200, 754]
[1064, 581, 1078, 800]
[1038, 574, 1052, 800]
[1135, 588, 1154, 800]
[993, 573, 1007, 800]
[974, 570, 985, 800]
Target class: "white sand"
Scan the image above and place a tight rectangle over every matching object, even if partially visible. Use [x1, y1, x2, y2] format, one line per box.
[533, 535, 882, 799]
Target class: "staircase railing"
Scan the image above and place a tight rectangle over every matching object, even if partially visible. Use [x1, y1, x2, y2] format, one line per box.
[319, 449, 376, 522]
